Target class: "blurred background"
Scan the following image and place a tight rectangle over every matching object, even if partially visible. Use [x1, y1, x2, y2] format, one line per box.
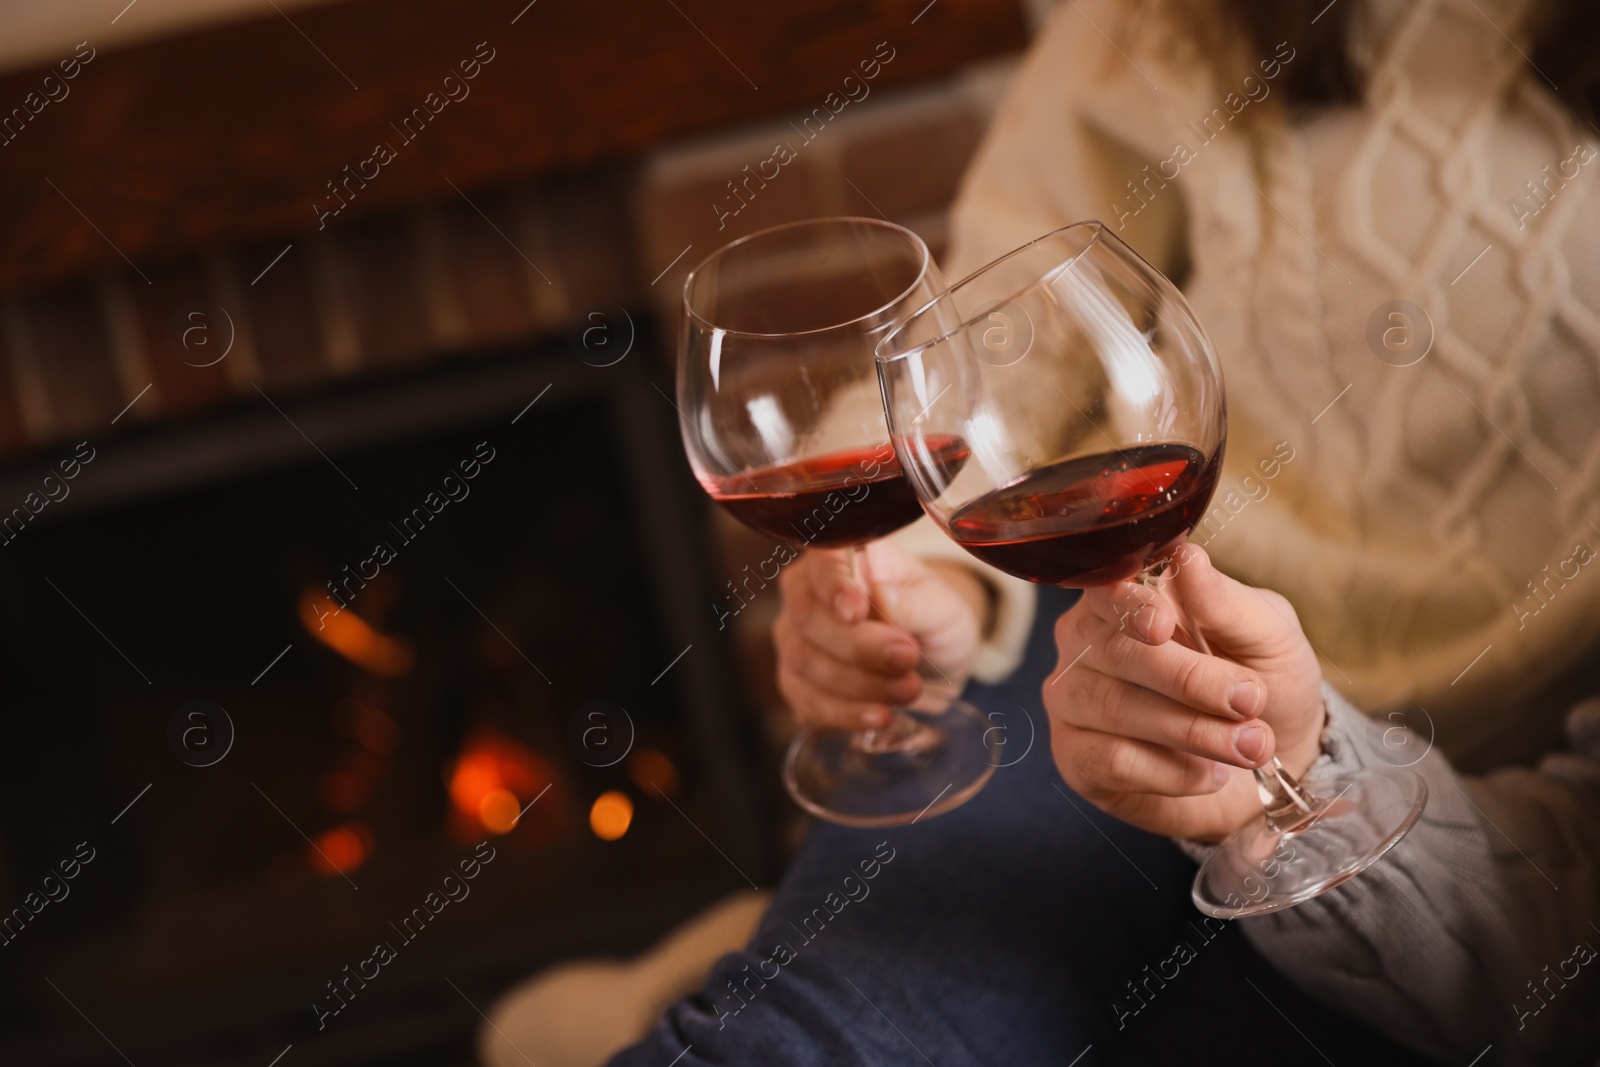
[0, 0, 1043, 1063]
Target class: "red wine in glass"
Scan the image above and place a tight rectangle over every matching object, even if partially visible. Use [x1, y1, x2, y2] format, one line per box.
[946, 444, 1221, 586]
[678, 217, 999, 829]
[707, 435, 969, 548]
[879, 221, 1427, 920]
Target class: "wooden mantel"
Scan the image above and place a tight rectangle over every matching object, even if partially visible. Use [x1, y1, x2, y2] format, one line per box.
[0, 0, 1027, 296]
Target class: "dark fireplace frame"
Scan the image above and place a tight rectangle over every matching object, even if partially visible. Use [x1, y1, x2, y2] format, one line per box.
[0, 333, 776, 1065]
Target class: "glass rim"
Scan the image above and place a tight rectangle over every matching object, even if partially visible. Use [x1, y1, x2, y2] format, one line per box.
[874, 220, 1107, 365]
[681, 215, 935, 340]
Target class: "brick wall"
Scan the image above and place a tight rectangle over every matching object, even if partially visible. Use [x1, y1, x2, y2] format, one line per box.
[0, 56, 1017, 457]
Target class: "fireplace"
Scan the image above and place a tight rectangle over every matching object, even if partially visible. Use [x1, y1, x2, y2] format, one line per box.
[0, 345, 774, 1065]
[0, 1, 1029, 1061]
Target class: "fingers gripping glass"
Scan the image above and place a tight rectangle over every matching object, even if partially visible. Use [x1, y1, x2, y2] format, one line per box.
[675, 217, 999, 828]
[875, 222, 1425, 916]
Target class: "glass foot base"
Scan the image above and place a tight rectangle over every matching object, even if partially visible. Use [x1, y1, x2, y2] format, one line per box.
[783, 699, 998, 828]
[1192, 765, 1427, 919]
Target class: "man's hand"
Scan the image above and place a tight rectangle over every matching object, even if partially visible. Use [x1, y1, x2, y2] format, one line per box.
[773, 541, 988, 730]
[1044, 544, 1326, 843]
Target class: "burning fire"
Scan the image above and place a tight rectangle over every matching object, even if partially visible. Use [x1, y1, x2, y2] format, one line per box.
[447, 728, 553, 837]
[589, 791, 633, 841]
[299, 588, 413, 677]
[627, 748, 680, 797]
[309, 821, 373, 876]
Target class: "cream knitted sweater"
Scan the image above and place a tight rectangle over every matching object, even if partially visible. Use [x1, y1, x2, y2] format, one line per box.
[913, 0, 1600, 1062]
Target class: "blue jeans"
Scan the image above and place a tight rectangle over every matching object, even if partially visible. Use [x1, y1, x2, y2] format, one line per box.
[614, 586, 1438, 1066]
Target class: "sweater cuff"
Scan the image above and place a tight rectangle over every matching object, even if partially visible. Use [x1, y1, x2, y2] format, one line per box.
[1175, 681, 1376, 863]
[887, 518, 1038, 684]
[1311, 680, 1387, 779]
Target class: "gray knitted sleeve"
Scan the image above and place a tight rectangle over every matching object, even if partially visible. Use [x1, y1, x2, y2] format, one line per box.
[1192, 686, 1600, 1066]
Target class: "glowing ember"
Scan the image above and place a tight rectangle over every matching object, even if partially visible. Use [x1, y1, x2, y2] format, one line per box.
[309, 821, 372, 876]
[589, 791, 633, 841]
[447, 728, 551, 837]
[627, 748, 680, 797]
[298, 589, 414, 677]
[478, 789, 521, 834]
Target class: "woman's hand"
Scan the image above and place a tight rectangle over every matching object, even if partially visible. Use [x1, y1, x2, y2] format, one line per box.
[1043, 544, 1326, 843]
[774, 541, 988, 731]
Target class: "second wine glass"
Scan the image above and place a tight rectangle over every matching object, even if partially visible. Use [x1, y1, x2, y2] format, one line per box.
[876, 222, 1426, 916]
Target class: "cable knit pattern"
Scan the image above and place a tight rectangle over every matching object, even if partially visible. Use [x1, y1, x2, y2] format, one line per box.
[1272, 0, 1600, 762]
[938, 0, 1600, 1062]
[1175, 685, 1600, 1065]
[950, 0, 1600, 762]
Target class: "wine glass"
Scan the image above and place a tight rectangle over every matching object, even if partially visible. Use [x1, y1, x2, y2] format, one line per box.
[875, 222, 1426, 916]
[676, 217, 999, 828]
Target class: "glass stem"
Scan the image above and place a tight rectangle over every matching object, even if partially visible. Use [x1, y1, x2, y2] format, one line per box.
[844, 544, 941, 756]
[1138, 561, 1326, 834]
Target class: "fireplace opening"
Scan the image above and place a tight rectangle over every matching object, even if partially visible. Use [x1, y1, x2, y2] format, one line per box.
[0, 342, 775, 1065]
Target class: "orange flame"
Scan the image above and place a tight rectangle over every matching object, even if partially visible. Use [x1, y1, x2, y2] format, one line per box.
[309, 821, 372, 876]
[589, 791, 633, 841]
[447, 728, 551, 836]
[299, 589, 413, 677]
[628, 748, 680, 797]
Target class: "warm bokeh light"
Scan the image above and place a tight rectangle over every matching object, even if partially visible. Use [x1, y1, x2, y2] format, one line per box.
[299, 588, 414, 677]
[309, 821, 372, 876]
[589, 790, 633, 841]
[627, 748, 681, 797]
[447, 728, 552, 837]
[478, 788, 521, 834]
